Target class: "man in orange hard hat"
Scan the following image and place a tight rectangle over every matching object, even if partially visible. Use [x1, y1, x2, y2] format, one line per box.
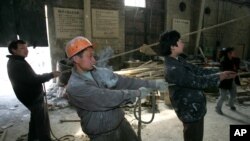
[65, 36, 168, 141]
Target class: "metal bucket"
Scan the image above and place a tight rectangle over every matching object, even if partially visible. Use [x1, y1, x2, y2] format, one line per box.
[58, 59, 73, 86]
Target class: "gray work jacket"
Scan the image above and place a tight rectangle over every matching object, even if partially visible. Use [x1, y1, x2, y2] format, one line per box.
[66, 67, 157, 135]
[165, 56, 220, 123]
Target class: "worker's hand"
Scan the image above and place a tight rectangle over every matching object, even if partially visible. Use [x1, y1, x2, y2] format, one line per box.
[154, 79, 168, 92]
[138, 87, 153, 98]
[52, 71, 61, 77]
[219, 71, 237, 80]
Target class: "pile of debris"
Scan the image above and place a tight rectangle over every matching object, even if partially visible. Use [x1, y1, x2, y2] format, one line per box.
[46, 83, 69, 110]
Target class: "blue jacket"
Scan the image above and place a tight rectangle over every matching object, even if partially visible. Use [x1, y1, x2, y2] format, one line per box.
[165, 56, 220, 123]
[66, 67, 158, 136]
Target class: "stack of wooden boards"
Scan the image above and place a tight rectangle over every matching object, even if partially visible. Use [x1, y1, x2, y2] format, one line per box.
[115, 60, 169, 105]
[115, 60, 164, 80]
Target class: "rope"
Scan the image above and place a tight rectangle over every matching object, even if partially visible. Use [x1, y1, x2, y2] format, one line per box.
[134, 91, 157, 141]
[60, 14, 250, 74]
[96, 14, 250, 63]
[182, 14, 250, 37]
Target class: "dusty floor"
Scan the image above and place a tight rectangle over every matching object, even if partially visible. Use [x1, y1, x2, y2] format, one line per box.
[0, 94, 249, 141]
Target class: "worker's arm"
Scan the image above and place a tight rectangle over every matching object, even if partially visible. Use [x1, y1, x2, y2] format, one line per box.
[166, 64, 220, 90]
[178, 57, 218, 75]
[94, 67, 158, 90]
[11, 61, 54, 85]
[66, 81, 140, 111]
[192, 64, 218, 75]
[115, 74, 157, 90]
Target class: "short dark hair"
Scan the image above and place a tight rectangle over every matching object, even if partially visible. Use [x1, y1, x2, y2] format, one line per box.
[8, 40, 26, 54]
[219, 47, 234, 60]
[159, 30, 180, 56]
[225, 47, 234, 53]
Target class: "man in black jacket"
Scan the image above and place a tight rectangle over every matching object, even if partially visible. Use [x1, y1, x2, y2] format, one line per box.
[159, 30, 236, 141]
[7, 40, 60, 141]
[216, 47, 241, 114]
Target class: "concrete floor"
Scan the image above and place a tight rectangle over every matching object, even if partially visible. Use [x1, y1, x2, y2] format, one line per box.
[0, 94, 249, 141]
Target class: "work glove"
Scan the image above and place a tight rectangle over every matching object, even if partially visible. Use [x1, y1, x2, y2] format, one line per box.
[138, 87, 153, 98]
[154, 79, 168, 92]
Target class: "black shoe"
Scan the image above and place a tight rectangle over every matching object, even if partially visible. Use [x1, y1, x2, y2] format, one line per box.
[230, 106, 236, 111]
[215, 107, 223, 115]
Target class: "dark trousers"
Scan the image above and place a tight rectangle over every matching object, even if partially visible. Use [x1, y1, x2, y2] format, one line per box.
[27, 101, 51, 141]
[91, 119, 139, 141]
[183, 118, 204, 141]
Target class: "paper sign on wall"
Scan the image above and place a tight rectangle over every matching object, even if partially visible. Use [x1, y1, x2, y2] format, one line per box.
[172, 18, 190, 42]
[54, 7, 84, 39]
[92, 9, 119, 38]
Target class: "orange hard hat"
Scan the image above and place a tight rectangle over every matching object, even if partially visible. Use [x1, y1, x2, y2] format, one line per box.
[65, 36, 93, 58]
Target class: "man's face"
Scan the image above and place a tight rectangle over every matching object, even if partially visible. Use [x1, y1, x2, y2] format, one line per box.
[74, 47, 96, 71]
[12, 43, 28, 57]
[230, 51, 237, 58]
[172, 39, 184, 55]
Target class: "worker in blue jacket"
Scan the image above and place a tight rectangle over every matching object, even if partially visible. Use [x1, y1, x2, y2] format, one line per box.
[159, 30, 236, 141]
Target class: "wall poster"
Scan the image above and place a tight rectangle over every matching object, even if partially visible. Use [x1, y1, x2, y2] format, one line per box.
[54, 7, 84, 39]
[92, 9, 119, 38]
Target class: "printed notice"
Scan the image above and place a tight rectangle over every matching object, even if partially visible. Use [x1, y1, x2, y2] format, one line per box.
[92, 9, 119, 38]
[54, 7, 84, 39]
[172, 19, 190, 42]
